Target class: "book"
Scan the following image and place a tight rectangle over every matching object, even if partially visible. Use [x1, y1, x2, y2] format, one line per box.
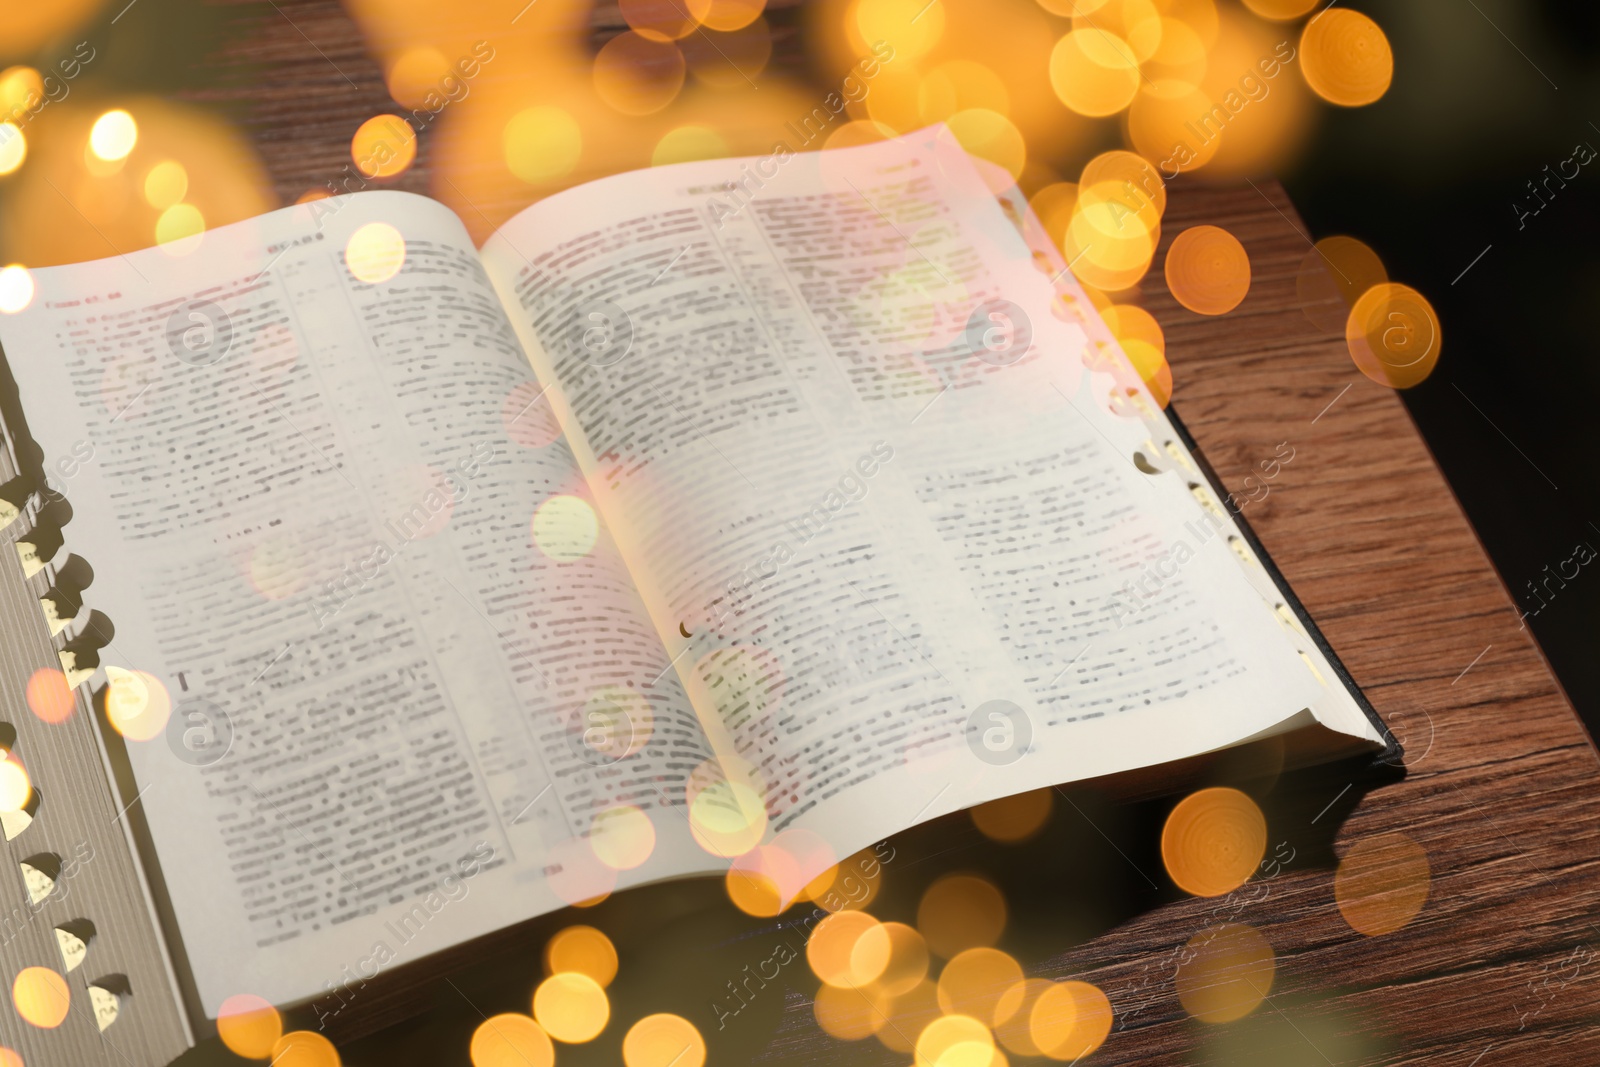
[0, 126, 1392, 1064]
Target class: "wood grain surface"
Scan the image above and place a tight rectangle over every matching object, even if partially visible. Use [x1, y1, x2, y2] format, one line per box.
[169, 2, 1600, 1064]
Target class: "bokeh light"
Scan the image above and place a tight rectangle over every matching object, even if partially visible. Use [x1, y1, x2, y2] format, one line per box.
[1162, 786, 1267, 897]
[970, 788, 1052, 843]
[1049, 30, 1141, 118]
[105, 667, 172, 742]
[914, 1012, 994, 1067]
[1174, 922, 1275, 1023]
[1242, 0, 1316, 18]
[13, 967, 69, 1029]
[345, 221, 406, 284]
[143, 160, 189, 209]
[874, 978, 941, 1053]
[1031, 980, 1112, 1060]
[1296, 235, 1387, 333]
[1165, 224, 1251, 315]
[504, 106, 583, 186]
[470, 1014, 554, 1067]
[545, 926, 618, 987]
[936, 947, 1024, 1025]
[813, 980, 886, 1040]
[218, 994, 282, 1059]
[533, 972, 610, 1042]
[589, 804, 657, 870]
[1300, 10, 1393, 107]
[0, 125, 24, 176]
[687, 776, 768, 857]
[807, 910, 888, 988]
[652, 125, 730, 166]
[25, 668, 73, 724]
[351, 115, 417, 179]
[0, 265, 33, 314]
[155, 203, 205, 252]
[703, 0, 766, 31]
[387, 47, 449, 110]
[623, 1013, 706, 1067]
[1345, 282, 1441, 389]
[0, 759, 28, 814]
[1334, 832, 1431, 936]
[89, 109, 138, 162]
[917, 873, 1006, 958]
[531, 494, 600, 562]
[268, 1030, 341, 1067]
[594, 33, 687, 116]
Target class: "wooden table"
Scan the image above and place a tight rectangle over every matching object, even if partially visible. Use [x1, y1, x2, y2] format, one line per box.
[162, 2, 1600, 1063]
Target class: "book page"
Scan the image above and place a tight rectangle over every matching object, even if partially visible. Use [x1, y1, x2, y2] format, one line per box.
[482, 129, 1382, 878]
[0, 191, 715, 1013]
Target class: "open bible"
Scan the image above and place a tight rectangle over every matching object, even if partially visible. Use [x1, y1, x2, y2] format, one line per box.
[0, 127, 1391, 1063]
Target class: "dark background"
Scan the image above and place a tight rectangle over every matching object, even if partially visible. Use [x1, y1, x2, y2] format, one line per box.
[1286, 0, 1600, 738]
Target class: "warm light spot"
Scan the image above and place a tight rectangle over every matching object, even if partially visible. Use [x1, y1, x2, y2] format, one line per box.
[593, 33, 687, 117]
[89, 110, 138, 161]
[386, 47, 449, 110]
[1300, 9, 1393, 107]
[622, 1013, 705, 1067]
[0, 760, 29, 813]
[533, 972, 609, 1043]
[917, 873, 1006, 958]
[1048, 30, 1141, 118]
[0, 67, 43, 113]
[874, 978, 940, 1052]
[1344, 283, 1441, 389]
[470, 1014, 554, 1067]
[0, 125, 25, 176]
[1296, 235, 1387, 333]
[1080, 149, 1166, 220]
[13, 968, 68, 1028]
[970, 789, 1052, 843]
[268, 1030, 341, 1067]
[1103, 303, 1166, 357]
[1164, 225, 1251, 315]
[1335, 832, 1431, 935]
[725, 845, 795, 917]
[869, 921, 930, 997]
[1175, 923, 1275, 1022]
[297, 188, 331, 205]
[683, 19, 773, 88]
[1143, 16, 1207, 85]
[1126, 81, 1223, 175]
[1030, 980, 1112, 1059]
[620, 0, 714, 41]
[1063, 191, 1157, 291]
[0, 264, 34, 314]
[589, 804, 656, 870]
[937, 947, 1024, 1026]
[813, 981, 887, 1040]
[545, 926, 618, 988]
[351, 115, 417, 179]
[816, 846, 883, 912]
[1074, 0, 1164, 63]
[0, 1047, 20, 1067]
[652, 125, 729, 166]
[1119, 337, 1171, 407]
[105, 667, 172, 743]
[504, 106, 583, 185]
[531, 494, 600, 562]
[807, 910, 888, 988]
[702, 0, 765, 31]
[155, 203, 206, 250]
[1162, 786, 1267, 897]
[994, 978, 1053, 1056]
[855, 0, 944, 62]
[687, 776, 768, 857]
[914, 1013, 993, 1067]
[345, 222, 406, 284]
[218, 994, 282, 1059]
[1242, 0, 1316, 18]
[25, 669, 73, 724]
[142, 160, 188, 209]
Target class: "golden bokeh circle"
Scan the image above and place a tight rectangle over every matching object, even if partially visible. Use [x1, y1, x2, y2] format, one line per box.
[807, 910, 887, 988]
[1049, 30, 1141, 117]
[1296, 234, 1387, 333]
[1031, 980, 1112, 1060]
[0, 265, 33, 315]
[1174, 923, 1275, 1023]
[1334, 832, 1431, 936]
[351, 115, 417, 179]
[12, 967, 68, 1028]
[970, 788, 1052, 843]
[873, 977, 940, 1052]
[813, 980, 886, 1040]
[1345, 282, 1440, 389]
[545, 926, 619, 987]
[1241, 0, 1317, 19]
[345, 222, 406, 284]
[1299, 9, 1393, 107]
[936, 947, 1025, 1026]
[622, 1013, 706, 1067]
[533, 972, 610, 1042]
[106, 668, 172, 742]
[915, 1012, 994, 1067]
[90, 109, 138, 162]
[1161, 786, 1267, 897]
[0, 124, 25, 176]
[1164, 224, 1251, 315]
[25, 668, 73, 723]
[268, 1031, 340, 1067]
[594, 33, 687, 117]
[504, 106, 582, 186]
[0, 760, 29, 814]
[218, 994, 282, 1058]
[620, 0, 716, 42]
[470, 1014, 554, 1067]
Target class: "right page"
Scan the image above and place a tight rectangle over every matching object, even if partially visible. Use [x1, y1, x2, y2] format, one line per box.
[481, 128, 1383, 869]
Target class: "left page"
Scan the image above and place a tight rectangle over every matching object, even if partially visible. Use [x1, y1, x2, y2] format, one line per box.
[0, 191, 716, 1014]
